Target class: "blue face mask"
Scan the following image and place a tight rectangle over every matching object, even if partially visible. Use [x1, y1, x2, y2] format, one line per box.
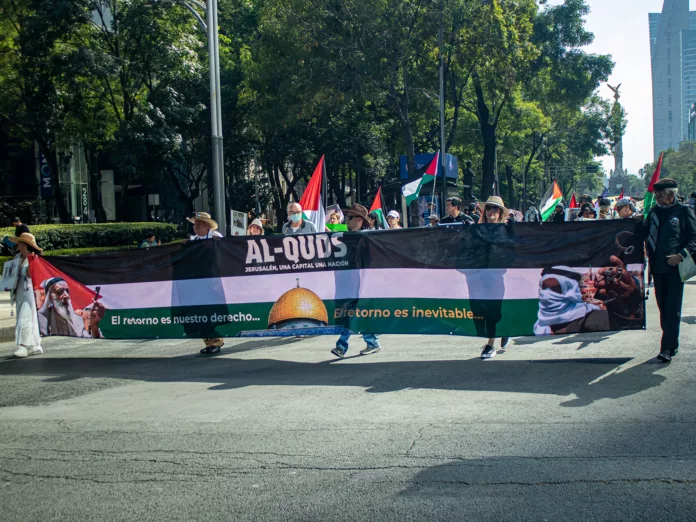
[290, 213, 302, 223]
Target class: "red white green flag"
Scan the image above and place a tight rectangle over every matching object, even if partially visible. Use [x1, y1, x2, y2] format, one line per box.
[540, 180, 564, 221]
[402, 152, 438, 205]
[369, 187, 388, 229]
[300, 155, 326, 230]
[643, 152, 663, 212]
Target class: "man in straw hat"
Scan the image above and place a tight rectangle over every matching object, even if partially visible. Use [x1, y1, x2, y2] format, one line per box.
[331, 204, 382, 358]
[187, 212, 223, 240]
[187, 212, 225, 353]
[7, 233, 43, 357]
[38, 276, 105, 338]
[644, 178, 696, 363]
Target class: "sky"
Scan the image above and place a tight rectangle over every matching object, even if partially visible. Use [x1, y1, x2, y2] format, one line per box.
[547, 0, 681, 176]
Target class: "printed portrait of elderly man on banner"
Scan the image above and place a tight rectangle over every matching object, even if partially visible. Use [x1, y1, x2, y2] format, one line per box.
[533, 230, 644, 336]
[29, 256, 106, 339]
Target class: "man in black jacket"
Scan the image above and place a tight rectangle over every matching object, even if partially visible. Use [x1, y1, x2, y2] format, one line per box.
[441, 197, 475, 225]
[645, 178, 696, 362]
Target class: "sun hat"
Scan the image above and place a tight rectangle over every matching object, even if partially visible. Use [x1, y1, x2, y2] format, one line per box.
[478, 196, 510, 222]
[344, 204, 369, 221]
[429, 214, 440, 221]
[248, 218, 264, 233]
[186, 211, 218, 231]
[8, 232, 43, 253]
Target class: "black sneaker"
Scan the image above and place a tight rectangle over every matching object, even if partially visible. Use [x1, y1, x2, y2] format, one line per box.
[331, 347, 346, 359]
[501, 337, 512, 349]
[481, 345, 497, 360]
[656, 351, 672, 363]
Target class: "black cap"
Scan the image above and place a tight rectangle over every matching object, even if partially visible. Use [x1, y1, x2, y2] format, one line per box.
[653, 178, 678, 190]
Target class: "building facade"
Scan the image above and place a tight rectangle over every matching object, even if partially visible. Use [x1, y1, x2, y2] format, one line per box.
[650, 0, 692, 160]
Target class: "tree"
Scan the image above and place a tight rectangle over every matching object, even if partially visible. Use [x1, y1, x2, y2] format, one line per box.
[0, 0, 91, 223]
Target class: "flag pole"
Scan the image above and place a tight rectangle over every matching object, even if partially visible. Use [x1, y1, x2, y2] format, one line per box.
[438, 10, 447, 215]
[322, 156, 328, 208]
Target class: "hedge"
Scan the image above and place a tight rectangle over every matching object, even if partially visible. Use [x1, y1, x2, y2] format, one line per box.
[0, 222, 181, 251]
[0, 244, 153, 273]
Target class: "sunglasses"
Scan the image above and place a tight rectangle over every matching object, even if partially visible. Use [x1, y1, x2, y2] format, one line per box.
[347, 215, 361, 221]
[485, 205, 501, 212]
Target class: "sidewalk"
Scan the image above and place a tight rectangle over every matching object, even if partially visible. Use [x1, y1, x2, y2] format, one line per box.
[0, 293, 14, 343]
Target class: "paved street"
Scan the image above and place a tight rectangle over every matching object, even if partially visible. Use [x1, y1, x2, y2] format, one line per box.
[1, 285, 696, 521]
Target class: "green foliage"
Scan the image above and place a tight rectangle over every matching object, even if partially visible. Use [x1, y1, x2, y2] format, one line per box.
[642, 145, 696, 195]
[0, 223, 180, 251]
[0, 199, 46, 226]
[0, 0, 619, 221]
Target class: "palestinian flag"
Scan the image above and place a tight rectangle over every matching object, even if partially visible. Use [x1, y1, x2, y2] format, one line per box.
[300, 155, 326, 231]
[618, 187, 624, 200]
[29, 254, 100, 309]
[540, 180, 563, 221]
[644, 152, 664, 212]
[569, 193, 579, 209]
[369, 187, 388, 229]
[402, 152, 438, 205]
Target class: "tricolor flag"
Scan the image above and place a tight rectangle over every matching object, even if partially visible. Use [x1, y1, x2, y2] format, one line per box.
[644, 152, 664, 212]
[402, 152, 439, 205]
[300, 155, 326, 231]
[369, 187, 388, 229]
[618, 187, 624, 200]
[540, 180, 564, 221]
[569, 193, 579, 209]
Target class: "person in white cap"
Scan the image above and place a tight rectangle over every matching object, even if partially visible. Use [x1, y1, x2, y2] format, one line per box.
[186, 212, 224, 354]
[7, 233, 43, 358]
[247, 218, 265, 235]
[387, 210, 403, 229]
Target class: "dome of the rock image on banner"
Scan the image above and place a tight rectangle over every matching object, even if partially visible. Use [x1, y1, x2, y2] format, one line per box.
[268, 279, 329, 329]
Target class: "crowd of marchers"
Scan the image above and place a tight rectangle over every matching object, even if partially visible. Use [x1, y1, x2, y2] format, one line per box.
[4, 178, 696, 365]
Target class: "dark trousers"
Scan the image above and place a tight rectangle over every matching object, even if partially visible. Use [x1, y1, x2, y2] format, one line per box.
[653, 270, 684, 355]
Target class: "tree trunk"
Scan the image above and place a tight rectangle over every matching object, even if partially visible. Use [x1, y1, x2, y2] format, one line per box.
[38, 140, 70, 224]
[505, 164, 516, 209]
[85, 145, 107, 222]
[480, 122, 496, 201]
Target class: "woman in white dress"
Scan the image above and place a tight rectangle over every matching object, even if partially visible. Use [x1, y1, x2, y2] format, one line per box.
[9, 233, 43, 358]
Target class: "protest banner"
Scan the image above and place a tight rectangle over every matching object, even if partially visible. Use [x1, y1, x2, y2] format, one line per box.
[29, 221, 646, 340]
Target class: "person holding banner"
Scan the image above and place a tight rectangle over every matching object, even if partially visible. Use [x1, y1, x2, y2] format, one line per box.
[475, 197, 512, 359]
[331, 204, 381, 359]
[614, 199, 639, 220]
[387, 210, 403, 229]
[283, 203, 317, 235]
[247, 218, 265, 236]
[644, 178, 696, 363]
[441, 197, 475, 225]
[7, 233, 43, 358]
[186, 212, 225, 354]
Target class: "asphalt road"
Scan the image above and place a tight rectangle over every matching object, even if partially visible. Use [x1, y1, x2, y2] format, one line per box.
[1, 285, 696, 521]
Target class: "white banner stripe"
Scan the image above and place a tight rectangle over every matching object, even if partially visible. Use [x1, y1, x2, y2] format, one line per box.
[89, 265, 642, 310]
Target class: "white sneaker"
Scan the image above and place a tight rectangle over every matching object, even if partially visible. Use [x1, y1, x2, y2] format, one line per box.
[13, 346, 28, 358]
[29, 346, 43, 356]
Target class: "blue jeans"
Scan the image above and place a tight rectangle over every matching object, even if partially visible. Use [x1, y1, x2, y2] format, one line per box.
[336, 332, 379, 353]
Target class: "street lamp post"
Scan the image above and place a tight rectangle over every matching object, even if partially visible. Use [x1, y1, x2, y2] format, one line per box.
[154, 0, 227, 236]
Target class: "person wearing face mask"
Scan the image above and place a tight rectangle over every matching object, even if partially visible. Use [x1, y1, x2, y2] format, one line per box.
[644, 178, 696, 363]
[246, 218, 265, 235]
[282, 202, 318, 235]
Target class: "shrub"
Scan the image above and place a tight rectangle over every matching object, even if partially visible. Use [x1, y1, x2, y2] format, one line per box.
[0, 222, 181, 251]
[0, 199, 46, 226]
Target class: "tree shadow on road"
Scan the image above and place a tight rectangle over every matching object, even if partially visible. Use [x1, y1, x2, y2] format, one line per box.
[0, 350, 666, 407]
[509, 331, 619, 350]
